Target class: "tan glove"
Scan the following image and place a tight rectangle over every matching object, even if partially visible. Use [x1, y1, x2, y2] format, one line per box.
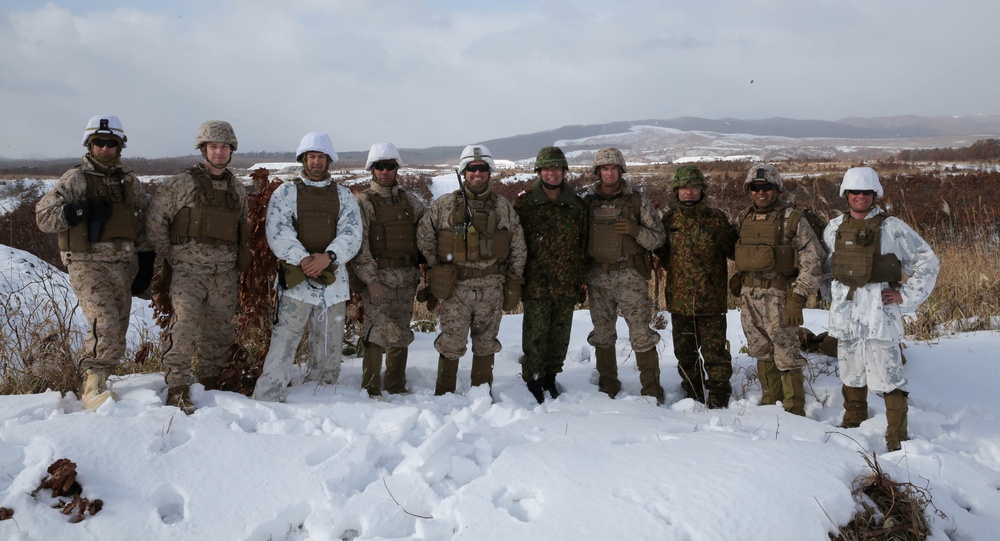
[613, 218, 641, 238]
[785, 293, 806, 327]
[502, 274, 524, 311]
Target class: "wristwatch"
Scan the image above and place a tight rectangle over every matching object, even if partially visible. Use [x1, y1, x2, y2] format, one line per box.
[326, 250, 337, 264]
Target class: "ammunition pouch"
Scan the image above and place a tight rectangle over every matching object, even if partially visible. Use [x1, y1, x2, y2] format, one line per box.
[734, 244, 797, 274]
[428, 264, 458, 300]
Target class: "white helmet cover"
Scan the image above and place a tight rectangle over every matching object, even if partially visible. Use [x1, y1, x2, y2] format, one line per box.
[458, 144, 497, 173]
[296, 132, 338, 163]
[82, 115, 127, 148]
[365, 143, 402, 171]
[840, 167, 884, 197]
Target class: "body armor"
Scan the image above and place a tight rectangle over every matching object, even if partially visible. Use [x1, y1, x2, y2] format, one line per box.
[832, 213, 902, 299]
[585, 192, 643, 265]
[436, 191, 510, 265]
[169, 166, 241, 246]
[58, 166, 138, 252]
[366, 188, 417, 268]
[735, 205, 799, 276]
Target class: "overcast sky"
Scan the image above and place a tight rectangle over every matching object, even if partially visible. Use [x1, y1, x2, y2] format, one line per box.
[2, 0, 997, 160]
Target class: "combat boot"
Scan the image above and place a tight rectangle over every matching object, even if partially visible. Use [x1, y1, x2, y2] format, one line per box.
[383, 347, 408, 394]
[541, 373, 560, 400]
[757, 359, 784, 406]
[525, 378, 545, 404]
[840, 384, 869, 428]
[884, 389, 909, 452]
[636, 348, 665, 406]
[81, 369, 118, 411]
[361, 342, 385, 398]
[434, 355, 460, 396]
[780, 368, 806, 416]
[167, 385, 196, 415]
[470, 354, 495, 390]
[595, 347, 621, 398]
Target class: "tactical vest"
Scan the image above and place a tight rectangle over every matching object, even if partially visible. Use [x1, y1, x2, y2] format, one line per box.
[832, 213, 902, 300]
[436, 191, 510, 265]
[169, 167, 241, 246]
[293, 180, 340, 253]
[58, 166, 139, 252]
[585, 191, 644, 265]
[734, 205, 799, 276]
[365, 188, 417, 268]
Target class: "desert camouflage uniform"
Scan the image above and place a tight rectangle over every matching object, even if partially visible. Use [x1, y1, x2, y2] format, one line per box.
[514, 179, 588, 381]
[350, 181, 425, 394]
[656, 200, 738, 407]
[416, 185, 526, 391]
[147, 164, 248, 389]
[823, 209, 939, 393]
[584, 179, 666, 401]
[35, 154, 151, 373]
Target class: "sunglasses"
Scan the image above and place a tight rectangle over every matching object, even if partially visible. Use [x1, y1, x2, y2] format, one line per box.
[748, 183, 774, 193]
[372, 162, 398, 171]
[465, 164, 491, 173]
[91, 138, 120, 149]
[847, 189, 875, 196]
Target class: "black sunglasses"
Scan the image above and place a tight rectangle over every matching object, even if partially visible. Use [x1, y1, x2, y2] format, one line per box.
[847, 189, 875, 196]
[372, 162, 398, 171]
[91, 138, 120, 149]
[465, 164, 491, 173]
[748, 183, 774, 193]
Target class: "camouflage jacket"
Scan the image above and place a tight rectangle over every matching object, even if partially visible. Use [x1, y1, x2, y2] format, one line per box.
[351, 180, 426, 289]
[35, 154, 151, 265]
[514, 179, 588, 300]
[656, 201, 738, 315]
[147, 163, 248, 275]
[823, 207, 939, 342]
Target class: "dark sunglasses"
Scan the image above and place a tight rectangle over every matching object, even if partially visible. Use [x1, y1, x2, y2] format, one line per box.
[465, 164, 491, 173]
[748, 183, 774, 193]
[91, 138, 120, 149]
[847, 189, 875, 196]
[372, 162, 398, 171]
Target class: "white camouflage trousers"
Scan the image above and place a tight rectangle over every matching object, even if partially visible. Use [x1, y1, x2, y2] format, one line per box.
[837, 337, 907, 393]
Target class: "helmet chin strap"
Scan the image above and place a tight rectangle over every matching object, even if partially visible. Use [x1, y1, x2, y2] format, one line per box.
[541, 180, 561, 190]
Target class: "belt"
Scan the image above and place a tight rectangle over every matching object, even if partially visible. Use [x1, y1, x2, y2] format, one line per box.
[456, 263, 500, 280]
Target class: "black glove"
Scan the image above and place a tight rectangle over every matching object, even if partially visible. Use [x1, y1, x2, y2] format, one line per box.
[89, 199, 114, 223]
[64, 201, 90, 226]
[131, 251, 156, 296]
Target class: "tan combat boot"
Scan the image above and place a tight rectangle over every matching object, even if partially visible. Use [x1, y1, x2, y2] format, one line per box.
[840, 385, 869, 428]
[757, 359, 784, 406]
[167, 385, 196, 415]
[81, 369, 118, 411]
[470, 354, 495, 390]
[635, 348, 665, 406]
[435, 355, 460, 396]
[595, 347, 621, 398]
[383, 347, 408, 395]
[361, 342, 385, 398]
[780, 368, 806, 416]
[884, 389, 909, 451]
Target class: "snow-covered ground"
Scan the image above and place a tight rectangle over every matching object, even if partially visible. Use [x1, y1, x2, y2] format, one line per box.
[1, 242, 999, 540]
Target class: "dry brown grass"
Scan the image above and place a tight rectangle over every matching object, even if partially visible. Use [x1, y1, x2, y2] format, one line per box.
[832, 453, 935, 540]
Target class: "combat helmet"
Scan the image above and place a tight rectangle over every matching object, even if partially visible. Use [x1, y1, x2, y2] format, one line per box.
[592, 148, 626, 175]
[534, 146, 568, 171]
[81, 115, 127, 148]
[365, 143, 401, 171]
[672, 164, 707, 191]
[296, 132, 338, 164]
[743, 163, 783, 192]
[839, 167, 883, 197]
[458, 144, 497, 173]
[194, 120, 238, 151]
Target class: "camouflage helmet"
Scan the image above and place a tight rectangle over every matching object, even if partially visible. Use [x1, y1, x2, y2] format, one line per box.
[194, 120, 238, 151]
[534, 146, 568, 171]
[592, 147, 626, 175]
[743, 163, 783, 192]
[672, 164, 707, 191]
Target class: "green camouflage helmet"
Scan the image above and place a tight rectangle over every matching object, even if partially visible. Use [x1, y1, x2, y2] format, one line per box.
[535, 146, 568, 171]
[672, 164, 707, 190]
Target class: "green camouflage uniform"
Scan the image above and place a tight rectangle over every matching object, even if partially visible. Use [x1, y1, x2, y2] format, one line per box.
[656, 201, 738, 407]
[514, 179, 588, 381]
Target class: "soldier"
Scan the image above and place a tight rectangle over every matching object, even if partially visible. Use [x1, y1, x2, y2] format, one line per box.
[351, 143, 425, 398]
[416, 144, 527, 396]
[514, 146, 588, 403]
[253, 133, 363, 402]
[733, 163, 823, 416]
[655, 165, 738, 409]
[584, 148, 667, 404]
[824, 167, 939, 451]
[147, 120, 248, 413]
[35, 115, 154, 410]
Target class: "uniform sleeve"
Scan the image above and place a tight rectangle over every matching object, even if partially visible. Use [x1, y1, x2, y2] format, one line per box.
[350, 192, 379, 285]
[146, 174, 189, 258]
[132, 175, 154, 253]
[719, 213, 739, 260]
[417, 198, 444, 267]
[887, 218, 939, 308]
[790, 210, 823, 298]
[501, 199, 527, 277]
[264, 182, 310, 265]
[330, 184, 363, 264]
[636, 196, 667, 251]
[35, 169, 86, 234]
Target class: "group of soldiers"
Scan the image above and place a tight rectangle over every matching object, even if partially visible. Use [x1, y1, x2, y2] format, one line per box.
[36, 115, 939, 451]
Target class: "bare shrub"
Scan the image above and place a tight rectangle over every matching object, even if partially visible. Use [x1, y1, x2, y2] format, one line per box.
[833, 453, 934, 540]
